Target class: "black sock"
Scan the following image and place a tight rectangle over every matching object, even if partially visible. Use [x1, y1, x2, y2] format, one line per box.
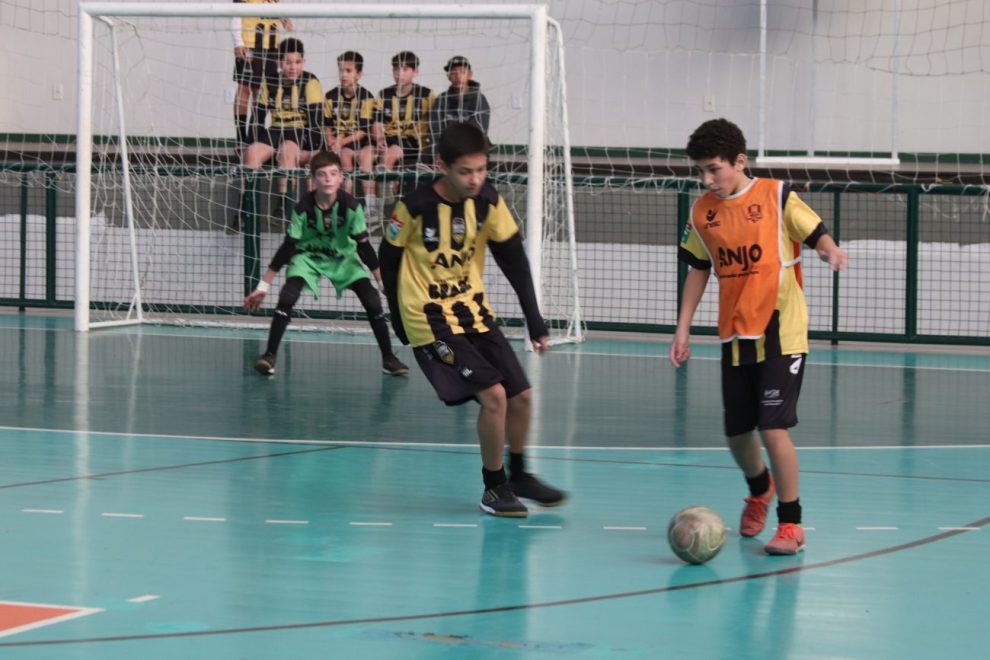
[266, 309, 291, 356]
[746, 467, 771, 498]
[508, 452, 525, 478]
[482, 466, 506, 489]
[369, 315, 394, 359]
[777, 499, 802, 525]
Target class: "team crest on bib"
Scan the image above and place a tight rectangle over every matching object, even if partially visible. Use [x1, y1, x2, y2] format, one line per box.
[433, 340, 456, 365]
[451, 216, 466, 244]
[386, 214, 403, 241]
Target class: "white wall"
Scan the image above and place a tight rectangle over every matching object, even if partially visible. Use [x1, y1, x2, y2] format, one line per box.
[1, 0, 988, 154]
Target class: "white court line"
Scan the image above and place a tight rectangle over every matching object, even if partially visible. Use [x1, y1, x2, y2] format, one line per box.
[22, 508, 63, 515]
[856, 526, 899, 531]
[938, 526, 980, 531]
[102, 512, 144, 518]
[349, 522, 393, 527]
[126, 595, 160, 603]
[3, 425, 988, 452]
[519, 524, 562, 529]
[433, 523, 478, 528]
[265, 519, 309, 525]
[603, 526, 648, 531]
[183, 516, 226, 522]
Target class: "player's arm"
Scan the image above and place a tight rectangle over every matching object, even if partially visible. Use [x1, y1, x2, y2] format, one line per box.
[371, 94, 387, 154]
[243, 236, 298, 310]
[378, 241, 408, 344]
[427, 97, 443, 159]
[322, 98, 338, 152]
[231, 15, 247, 60]
[378, 205, 415, 345]
[351, 230, 380, 280]
[669, 267, 709, 368]
[669, 222, 712, 367]
[783, 188, 849, 272]
[489, 233, 549, 353]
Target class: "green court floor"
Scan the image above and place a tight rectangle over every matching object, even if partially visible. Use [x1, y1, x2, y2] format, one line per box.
[0, 313, 987, 658]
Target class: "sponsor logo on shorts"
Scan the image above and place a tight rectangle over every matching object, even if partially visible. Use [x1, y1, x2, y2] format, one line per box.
[433, 340, 455, 365]
[789, 356, 803, 375]
[762, 388, 783, 407]
[460, 367, 473, 378]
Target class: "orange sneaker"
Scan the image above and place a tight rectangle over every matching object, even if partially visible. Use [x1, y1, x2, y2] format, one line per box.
[739, 475, 775, 537]
[765, 523, 806, 555]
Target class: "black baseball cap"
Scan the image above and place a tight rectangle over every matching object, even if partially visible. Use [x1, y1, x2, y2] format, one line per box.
[444, 56, 471, 72]
[391, 51, 419, 68]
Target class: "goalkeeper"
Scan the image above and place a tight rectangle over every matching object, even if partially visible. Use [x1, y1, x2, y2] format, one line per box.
[244, 150, 409, 377]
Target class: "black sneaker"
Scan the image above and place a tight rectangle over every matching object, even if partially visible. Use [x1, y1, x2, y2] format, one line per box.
[254, 352, 276, 376]
[480, 482, 529, 518]
[382, 355, 409, 376]
[510, 472, 567, 507]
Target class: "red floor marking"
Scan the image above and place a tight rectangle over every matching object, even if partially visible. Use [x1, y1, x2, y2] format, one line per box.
[0, 601, 102, 638]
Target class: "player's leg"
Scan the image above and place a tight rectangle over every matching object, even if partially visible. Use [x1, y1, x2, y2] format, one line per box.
[340, 147, 356, 193]
[235, 140, 276, 233]
[254, 276, 306, 375]
[474, 330, 566, 506]
[358, 144, 377, 202]
[757, 353, 807, 555]
[232, 55, 257, 149]
[411, 336, 526, 517]
[276, 138, 302, 219]
[723, 362, 776, 537]
[382, 144, 405, 198]
[347, 277, 407, 375]
[234, 84, 254, 147]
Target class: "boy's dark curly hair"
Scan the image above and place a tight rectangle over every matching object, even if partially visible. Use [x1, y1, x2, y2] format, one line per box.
[686, 118, 747, 162]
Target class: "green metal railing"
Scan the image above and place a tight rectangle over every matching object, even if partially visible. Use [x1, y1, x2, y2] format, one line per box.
[2, 163, 988, 345]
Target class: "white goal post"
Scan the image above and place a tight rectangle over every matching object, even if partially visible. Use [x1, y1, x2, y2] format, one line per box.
[74, 2, 582, 343]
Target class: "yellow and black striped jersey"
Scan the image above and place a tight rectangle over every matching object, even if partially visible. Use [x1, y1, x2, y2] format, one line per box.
[257, 72, 324, 129]
[234, 0, 282, 51]
[375, 84, 435, 148]
[383, 182, 519, 347]
[324, 86, 375, 138]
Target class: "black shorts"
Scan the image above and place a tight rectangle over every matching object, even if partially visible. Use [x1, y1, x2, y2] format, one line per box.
[414, 330, 531, 406]
[233, 50, 279, 87]
[384, 135, 426, 165]
[258, 127, 320, 153]
[721, 353, 806, 437]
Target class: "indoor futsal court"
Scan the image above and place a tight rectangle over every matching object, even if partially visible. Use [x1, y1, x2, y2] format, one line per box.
[0, 312, 987, 658]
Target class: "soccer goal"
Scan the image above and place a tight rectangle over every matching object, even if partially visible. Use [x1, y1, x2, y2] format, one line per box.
[74, 2, 583, 343]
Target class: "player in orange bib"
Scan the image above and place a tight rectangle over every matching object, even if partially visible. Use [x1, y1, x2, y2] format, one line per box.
[669, 118, 848, 555]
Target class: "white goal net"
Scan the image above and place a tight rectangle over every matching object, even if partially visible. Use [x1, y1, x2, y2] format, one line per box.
[72, 2, 583, 342]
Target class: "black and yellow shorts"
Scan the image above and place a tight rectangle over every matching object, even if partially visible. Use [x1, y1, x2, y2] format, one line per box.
[721, 353, 806, 437]
[233, 50, 279, 87]
[413, 329, 530, 406]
